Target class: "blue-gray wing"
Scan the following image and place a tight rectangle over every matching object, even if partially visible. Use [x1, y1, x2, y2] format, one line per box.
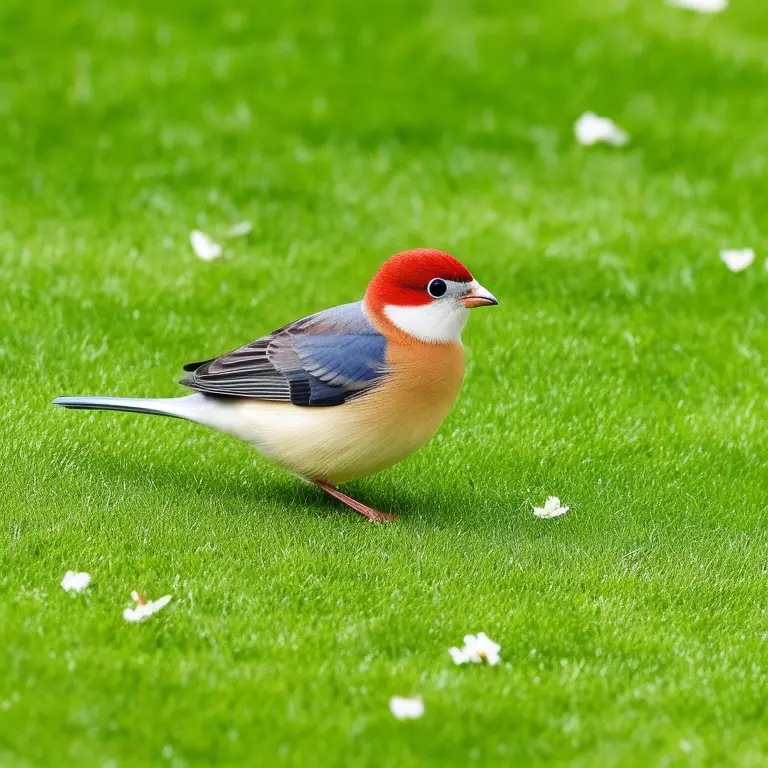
[180, 302, 388, 407]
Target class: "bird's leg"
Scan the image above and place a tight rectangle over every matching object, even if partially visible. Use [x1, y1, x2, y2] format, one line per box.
[312, 479, 397, 523]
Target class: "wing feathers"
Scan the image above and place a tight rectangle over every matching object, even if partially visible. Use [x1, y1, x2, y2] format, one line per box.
[180, 301, 388, 407]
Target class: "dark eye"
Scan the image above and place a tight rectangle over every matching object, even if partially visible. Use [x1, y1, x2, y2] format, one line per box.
[427, 278, 447, 298]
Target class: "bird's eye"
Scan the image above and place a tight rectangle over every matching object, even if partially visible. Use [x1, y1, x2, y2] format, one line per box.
[427, 278, 447, 298]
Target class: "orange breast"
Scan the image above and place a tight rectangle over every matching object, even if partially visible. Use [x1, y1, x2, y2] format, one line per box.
[364, 301, 466, 435]
[374, 340, 466, 431]
[303, 338, 466, 482]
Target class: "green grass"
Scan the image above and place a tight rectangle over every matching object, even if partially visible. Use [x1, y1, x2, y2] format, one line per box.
[2, 0, 768, 765]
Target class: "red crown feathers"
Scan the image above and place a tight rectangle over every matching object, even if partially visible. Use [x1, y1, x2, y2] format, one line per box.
[364, 249, 473, 312]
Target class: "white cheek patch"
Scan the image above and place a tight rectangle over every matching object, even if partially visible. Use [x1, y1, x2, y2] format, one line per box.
[384, 300, 469, 343]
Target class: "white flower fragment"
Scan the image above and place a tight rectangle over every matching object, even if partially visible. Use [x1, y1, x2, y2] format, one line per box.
[574, 112, 629, 147]
[61, 571, 91, 593]
[449, 632, 501, 666]
[189, 229, 222, 261]
[666, 0, 727, 13]
[720, 248, 754, 273]
[123, 591, 172, 623]
[389, 696, 425, 720]
[228, 220, 253, 238]
[533, 496, 570, 519]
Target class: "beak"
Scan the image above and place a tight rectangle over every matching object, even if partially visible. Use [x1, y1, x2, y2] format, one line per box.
[461, 281, 498, 309]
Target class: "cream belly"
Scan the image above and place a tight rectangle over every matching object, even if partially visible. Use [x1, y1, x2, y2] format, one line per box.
[195, 344, 465, 484]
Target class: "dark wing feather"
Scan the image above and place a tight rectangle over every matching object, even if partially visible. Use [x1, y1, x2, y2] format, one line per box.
[180, 302, 388, 407]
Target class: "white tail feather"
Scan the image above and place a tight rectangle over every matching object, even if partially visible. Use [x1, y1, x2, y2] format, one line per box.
[52, 395, 205, 421]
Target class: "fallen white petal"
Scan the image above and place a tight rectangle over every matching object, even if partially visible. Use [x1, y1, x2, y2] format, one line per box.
[473, 632, 502, 665]
[228, 220, 253, 238]
[123, 593, 172, 623]
[720, 248, 754, 273]
[389, 696, 424, 720]
[666, 0, 727, 13]
[534, 496, 570, 519]
[189, 230, 222, 261]
[61, 571, 91, 592]
[450, 632, 502, 665]
[574, 112, 629, 147]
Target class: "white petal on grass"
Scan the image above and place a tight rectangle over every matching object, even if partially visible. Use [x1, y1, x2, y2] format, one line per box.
[228, 220, 253, 238]
[189, 230, 222, 261]
[720, 248, 754, 273]
[61, 571, 91, 592]
[389, 696, 425, 720]
[666, 0, 727, 13]
[123, 592, 172, 623]
[449, 646, 470, 665]
[449, 632, 501, 666]
[533, 496, 570, 519]
[574, 112, 629, 147]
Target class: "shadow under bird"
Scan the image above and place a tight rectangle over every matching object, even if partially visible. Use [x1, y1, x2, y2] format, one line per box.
[53, 248, 498, 522]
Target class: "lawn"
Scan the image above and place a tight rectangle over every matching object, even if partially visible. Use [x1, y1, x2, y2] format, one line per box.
[1, 0, 767, 765]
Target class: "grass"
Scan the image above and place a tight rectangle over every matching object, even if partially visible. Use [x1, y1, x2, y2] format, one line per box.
[1, 0, 767, 765]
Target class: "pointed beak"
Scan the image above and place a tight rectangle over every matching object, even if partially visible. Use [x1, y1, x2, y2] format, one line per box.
[461, 281, 498, 309]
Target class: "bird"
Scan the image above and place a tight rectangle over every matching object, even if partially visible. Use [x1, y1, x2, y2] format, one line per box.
[53, 248, 498, 523]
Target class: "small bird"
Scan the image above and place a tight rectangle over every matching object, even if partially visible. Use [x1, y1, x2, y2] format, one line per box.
[53, 249, 497, 522]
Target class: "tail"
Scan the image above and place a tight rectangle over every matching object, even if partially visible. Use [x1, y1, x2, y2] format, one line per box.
[52, 395, 201, 420]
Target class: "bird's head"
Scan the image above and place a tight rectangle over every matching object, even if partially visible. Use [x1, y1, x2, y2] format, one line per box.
[363, 249, 497, 343]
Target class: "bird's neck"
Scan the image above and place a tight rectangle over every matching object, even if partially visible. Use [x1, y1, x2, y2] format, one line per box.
[363, 299, 467, 346]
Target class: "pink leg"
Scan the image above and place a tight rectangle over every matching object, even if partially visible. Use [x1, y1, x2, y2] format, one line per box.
[313, 480, 397, 523]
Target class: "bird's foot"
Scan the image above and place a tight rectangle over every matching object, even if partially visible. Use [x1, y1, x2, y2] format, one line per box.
[312, 479, 397, 523]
